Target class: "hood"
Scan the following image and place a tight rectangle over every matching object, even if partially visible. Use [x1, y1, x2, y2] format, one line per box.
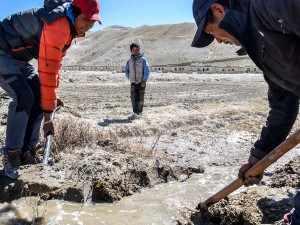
[41, 0, 71, 24]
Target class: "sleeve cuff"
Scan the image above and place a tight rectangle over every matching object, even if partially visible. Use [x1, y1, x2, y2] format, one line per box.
[43, 110, 54, 113]
[250, 147, 268, 159]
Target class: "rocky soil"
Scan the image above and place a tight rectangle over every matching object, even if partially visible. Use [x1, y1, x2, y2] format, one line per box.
[1, 71, 300, 224]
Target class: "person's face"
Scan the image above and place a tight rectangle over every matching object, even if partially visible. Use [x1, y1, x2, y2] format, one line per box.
[131, 47, 140, 56]
[204, 23, 241, 45]
[203, 3, 241, 46]
[74, 13, 95, 36]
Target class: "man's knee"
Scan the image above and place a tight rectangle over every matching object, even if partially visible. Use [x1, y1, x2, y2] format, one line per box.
[7, 93, 32, 115]
[14, 89, 34, 114]
[4, 74, 34, 114]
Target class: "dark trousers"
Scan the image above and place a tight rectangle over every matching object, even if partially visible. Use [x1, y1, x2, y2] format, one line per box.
[130, 83, 146, 115]
[0, 51, 43, 154]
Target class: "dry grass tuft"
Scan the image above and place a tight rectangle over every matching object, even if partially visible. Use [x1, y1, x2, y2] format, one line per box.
[46, 116, 163, 159]
[52, 116, 98, 151]
[118, 131, 162, 158]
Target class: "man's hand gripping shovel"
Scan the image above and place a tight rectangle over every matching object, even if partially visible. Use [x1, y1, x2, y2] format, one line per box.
[194, 129, 300, 221]
[43, 105, 61, 165]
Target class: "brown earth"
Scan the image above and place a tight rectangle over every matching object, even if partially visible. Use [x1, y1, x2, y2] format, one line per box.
[1, 71, 300, 224]
[188, 156, 300, 225]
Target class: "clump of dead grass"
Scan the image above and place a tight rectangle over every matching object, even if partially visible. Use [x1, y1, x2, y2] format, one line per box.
[51, 116, 99, 151]
[119, 132, 162, 158]
[46, 116, 163, 159]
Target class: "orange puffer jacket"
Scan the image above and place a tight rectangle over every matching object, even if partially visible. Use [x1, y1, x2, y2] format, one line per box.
[39, 17, 73, 111]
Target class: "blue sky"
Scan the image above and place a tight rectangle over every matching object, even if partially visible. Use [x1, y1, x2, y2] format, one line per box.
[0, 0, 195, 31]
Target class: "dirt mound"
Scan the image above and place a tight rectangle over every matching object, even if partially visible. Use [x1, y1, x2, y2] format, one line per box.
[0, 142, 203, 203]
[189, 186, 293, 225]
[184, 156, 300, 225]
[268, 156, 300, 189]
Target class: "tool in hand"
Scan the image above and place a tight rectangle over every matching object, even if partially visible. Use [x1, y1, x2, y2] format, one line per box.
[197, 128, 300, 211]
[43, 105, 62, 165]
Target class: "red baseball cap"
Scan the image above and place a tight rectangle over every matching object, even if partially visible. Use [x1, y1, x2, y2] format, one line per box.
[72, 0, 102, 24]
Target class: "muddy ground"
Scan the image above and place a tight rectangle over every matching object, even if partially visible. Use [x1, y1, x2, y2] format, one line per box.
[1, 71, 300, 224]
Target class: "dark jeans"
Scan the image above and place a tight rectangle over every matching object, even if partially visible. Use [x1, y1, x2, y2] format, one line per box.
[0, 51, 43, 154]
[130, 83, 146, 114]
[292, 190, 300, 225]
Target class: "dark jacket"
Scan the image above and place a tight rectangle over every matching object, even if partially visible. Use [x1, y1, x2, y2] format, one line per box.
[0, 1, 77, 111]
[0, 1, 73, 61]
[219, 0, 300, 158]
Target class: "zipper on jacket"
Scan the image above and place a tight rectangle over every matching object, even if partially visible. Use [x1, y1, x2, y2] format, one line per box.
[134, 60, 137, 82]
[278, 19, 286, 34]
[10, 46, 33, 52]
[261, 44, 265, 59]
[41, 19, 49, 67]
[43, 30, 49, 67]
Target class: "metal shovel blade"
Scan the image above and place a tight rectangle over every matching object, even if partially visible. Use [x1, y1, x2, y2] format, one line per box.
[43, 133, 53, 165]
[43, 105, 61, 165]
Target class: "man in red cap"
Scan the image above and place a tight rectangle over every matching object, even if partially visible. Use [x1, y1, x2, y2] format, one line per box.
[192, 0, 300, 224]
[0, 0, 101, 179]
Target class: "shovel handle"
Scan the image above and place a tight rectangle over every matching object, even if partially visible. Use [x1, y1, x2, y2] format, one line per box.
[199, 128, 300, 210]
[43, 105, 61, 165]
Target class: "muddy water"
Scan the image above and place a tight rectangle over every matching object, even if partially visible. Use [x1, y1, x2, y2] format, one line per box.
[0, 166, 239, 225]
[1, 151, 299, 225]
[1, 135, 299, 225]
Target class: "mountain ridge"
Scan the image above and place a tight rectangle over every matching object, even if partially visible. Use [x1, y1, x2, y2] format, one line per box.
[63, 22, 255, 68]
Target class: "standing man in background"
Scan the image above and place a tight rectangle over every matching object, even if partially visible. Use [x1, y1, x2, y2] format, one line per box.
[0, 0, 101, 179]
[125, 42, 150, 120]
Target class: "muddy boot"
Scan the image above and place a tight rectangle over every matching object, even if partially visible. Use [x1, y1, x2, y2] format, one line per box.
[3, 149, 21, 179]
[21, 149, 41, 165]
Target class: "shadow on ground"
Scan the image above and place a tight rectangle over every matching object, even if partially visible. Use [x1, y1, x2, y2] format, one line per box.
[0, 170, 24, 203]
[0, 204, 44, 225]
[258, 194, 294, 224]
[97, 118, 132, 127]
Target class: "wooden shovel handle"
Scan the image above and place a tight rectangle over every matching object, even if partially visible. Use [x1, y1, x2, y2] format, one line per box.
[199, 128, 300, 210]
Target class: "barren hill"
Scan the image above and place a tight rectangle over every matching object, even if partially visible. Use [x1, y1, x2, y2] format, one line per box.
[63, 22, 255, 67]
